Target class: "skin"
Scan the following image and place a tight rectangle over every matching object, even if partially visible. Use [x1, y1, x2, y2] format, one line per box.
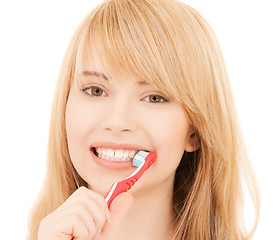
[38, 51, 199, 240]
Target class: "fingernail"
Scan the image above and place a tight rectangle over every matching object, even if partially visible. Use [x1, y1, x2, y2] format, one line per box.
[105, 207, 112, 223]
[95, 228, 102, 239]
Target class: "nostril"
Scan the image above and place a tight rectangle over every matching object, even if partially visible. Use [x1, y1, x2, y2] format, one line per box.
[103, 126, 132, 133]
[121, 128, 131, 132]
[101, 113, 135, 133]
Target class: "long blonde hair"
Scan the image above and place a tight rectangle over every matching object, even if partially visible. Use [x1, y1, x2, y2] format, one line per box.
[27, 0, 259, 239]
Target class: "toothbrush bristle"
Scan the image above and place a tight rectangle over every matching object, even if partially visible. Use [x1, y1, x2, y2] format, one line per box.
[132, 150, 149, 167]
[132, 159, 144, 167]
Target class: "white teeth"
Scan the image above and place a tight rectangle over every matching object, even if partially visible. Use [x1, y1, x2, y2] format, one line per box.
[97, 148, 103, 157]
[123, 151, 129, 159]
[95, 148, 137, 162]
[106, 149, 114, 160]
[114, 150, 124, 159]
[129, 151, 136, 159]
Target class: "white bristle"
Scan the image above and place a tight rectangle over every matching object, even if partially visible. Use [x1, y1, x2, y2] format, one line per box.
[132, 150, 149, 167]
[137, 150, 149, 158]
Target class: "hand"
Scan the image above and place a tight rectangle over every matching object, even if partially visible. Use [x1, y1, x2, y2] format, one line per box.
[38, 186, 133, 240]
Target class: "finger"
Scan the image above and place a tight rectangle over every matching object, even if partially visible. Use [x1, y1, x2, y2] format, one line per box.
[73, 187, 107, 210]
[69, 187, 110, 227]
[38, 187, 109, 240]
[70, 214, 91, 240]
[46, 213, 90, 240]
[70, 196, 106, 230]
[71, 203, 97, 239]
[99, 192, 133, 239]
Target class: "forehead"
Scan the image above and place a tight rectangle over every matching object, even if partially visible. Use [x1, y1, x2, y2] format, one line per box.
[77, 43, 150, 86]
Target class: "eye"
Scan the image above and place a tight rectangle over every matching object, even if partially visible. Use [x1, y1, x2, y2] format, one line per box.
[82, 86, 107, 97]
[143, 94, 168, 103]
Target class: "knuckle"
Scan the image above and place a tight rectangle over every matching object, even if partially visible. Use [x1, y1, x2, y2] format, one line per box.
[99, 198, 108, 209]
[77, 186, 88, 194]
[73, 202, 86, 213]
[71, 213, 81, 224]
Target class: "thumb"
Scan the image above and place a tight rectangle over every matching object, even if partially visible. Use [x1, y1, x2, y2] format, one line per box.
[99, 192, 133, 239]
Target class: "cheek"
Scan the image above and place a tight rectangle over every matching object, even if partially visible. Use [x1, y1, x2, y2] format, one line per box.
[149, 107, 189, 149]
[65, 92, 101, 146]
[66, 96, 85, 148]
[146, 108, 190, 176]
[65, 93, 99, 165]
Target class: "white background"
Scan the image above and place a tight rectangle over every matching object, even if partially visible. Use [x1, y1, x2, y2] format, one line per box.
[0, 0, 276, 239]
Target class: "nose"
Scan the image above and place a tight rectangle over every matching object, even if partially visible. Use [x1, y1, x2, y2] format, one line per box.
[100, 98, 136, 135]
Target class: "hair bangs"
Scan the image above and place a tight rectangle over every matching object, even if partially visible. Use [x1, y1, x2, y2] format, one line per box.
[75, 0, 186, 101]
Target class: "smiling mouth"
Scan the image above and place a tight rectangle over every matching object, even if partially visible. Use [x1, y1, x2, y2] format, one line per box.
[92, 147, 138, 162]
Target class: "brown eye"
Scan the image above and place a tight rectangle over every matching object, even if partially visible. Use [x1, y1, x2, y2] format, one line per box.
[150, 95, 162, 102]
[83, 86, 106, 97]
[91, 87, 103, 96]
[145, 95, 167, 103]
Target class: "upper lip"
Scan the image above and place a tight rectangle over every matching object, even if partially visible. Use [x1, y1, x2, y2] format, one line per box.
[90, 142, 149, 152]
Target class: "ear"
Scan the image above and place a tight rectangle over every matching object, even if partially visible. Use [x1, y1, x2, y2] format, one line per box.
[184, 127, 200, 152]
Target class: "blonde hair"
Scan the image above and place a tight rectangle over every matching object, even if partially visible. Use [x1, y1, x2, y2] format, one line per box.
[27, 0, 260, 239]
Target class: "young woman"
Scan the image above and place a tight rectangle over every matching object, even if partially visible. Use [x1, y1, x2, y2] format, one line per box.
[27, 0, 259, 239]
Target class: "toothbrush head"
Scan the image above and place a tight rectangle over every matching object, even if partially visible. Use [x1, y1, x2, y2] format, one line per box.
[132, 150, 156, 168]
[132, 150, 148, 167]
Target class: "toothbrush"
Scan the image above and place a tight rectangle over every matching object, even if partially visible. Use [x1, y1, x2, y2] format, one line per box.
[105, 150, 157, 208]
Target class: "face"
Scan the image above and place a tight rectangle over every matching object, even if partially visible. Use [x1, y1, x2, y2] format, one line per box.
[65, 51, 197, 197]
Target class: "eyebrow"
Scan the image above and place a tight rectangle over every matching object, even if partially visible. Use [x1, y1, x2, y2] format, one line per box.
[81, 70, 149, 85]
[136, 79, 149, 85]
[81, 70, 109, 81]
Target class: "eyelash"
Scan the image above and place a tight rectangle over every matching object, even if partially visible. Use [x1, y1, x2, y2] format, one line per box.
[81, 85, 169, 104]
[143, 95, 168, 104]
[82, 85, 107, 97]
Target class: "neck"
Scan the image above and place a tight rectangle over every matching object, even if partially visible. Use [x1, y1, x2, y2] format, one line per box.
[115, 175, 176, 240]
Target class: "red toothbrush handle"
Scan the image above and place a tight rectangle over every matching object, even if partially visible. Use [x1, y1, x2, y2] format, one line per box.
[105, 182, 129, 208]
[105, 174, 142, 207]
[105, 152, 157, 208]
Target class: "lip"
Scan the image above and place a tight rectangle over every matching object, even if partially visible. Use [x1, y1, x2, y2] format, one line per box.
[90, 142, 148, 169]
[90, 142, 147, 151]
